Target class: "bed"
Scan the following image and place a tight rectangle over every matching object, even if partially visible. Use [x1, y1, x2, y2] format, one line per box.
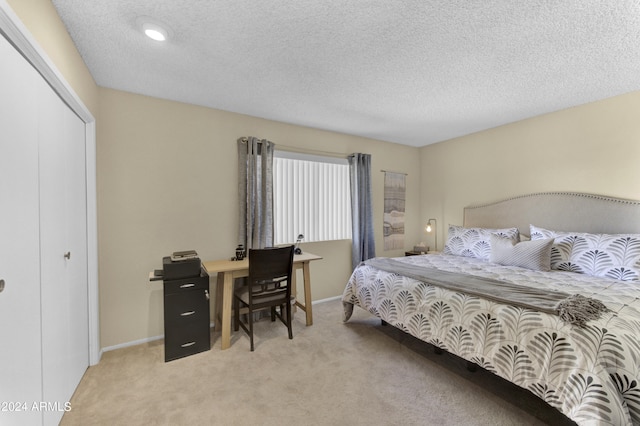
[342, 192, 640, 426]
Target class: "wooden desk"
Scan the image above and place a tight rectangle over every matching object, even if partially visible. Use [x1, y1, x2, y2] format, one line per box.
[203, 252, 322, 350]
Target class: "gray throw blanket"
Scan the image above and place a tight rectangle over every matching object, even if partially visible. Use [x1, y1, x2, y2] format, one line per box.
[363, 257, 609, 327]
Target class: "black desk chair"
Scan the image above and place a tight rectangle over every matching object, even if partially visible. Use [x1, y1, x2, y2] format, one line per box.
[233, 245, 295, 351]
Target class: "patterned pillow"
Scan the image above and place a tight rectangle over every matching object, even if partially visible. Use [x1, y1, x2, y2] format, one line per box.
[443, 225, 520, 260]
[490, 234, 554, 271]
[530, 224, 640, 281]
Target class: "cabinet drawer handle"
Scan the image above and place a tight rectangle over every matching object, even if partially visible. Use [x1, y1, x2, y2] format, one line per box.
[180, 311, 196, 316]
[180, 283, 195, 288]
[181, 341, 196, 348]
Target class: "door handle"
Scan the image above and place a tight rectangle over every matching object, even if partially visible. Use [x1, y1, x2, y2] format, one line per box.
[0, 279, 4, 293]
[64, 252, 71, 260]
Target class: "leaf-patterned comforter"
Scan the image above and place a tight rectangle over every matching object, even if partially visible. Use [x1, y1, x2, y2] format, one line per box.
[342, 254, 640, 425]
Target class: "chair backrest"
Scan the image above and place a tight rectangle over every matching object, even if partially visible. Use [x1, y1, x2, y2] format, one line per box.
[247, 245, 295, 304]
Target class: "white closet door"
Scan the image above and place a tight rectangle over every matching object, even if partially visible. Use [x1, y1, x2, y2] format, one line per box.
[0, 35, 44, 425]
[38, 73, 89, 425]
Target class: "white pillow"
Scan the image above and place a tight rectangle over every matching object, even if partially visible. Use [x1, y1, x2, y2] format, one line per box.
[443, 225, 520, 260]
[490, 234, 553, 271]
[530, 224, 640, 281]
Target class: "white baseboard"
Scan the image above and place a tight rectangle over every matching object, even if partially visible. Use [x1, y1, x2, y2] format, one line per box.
[101, 296, 343, 355]
[312, 295, 342, 304]
[101, 334, 165, 354]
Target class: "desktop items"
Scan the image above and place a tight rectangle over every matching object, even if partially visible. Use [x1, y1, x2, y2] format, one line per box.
[294, 234, 304, 255]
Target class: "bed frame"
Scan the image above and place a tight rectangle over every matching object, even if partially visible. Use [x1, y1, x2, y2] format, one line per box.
[345, 191, 640, 425]
[463, 192, 640, 236]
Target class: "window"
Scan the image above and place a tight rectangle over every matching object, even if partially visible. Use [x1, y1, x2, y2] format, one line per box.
[273, 151, 352, 245]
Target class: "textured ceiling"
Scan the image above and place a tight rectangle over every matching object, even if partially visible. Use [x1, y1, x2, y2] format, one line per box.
[51, 0, 640, 147]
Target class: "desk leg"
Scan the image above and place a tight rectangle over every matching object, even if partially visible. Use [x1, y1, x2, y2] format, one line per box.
[214, 273, 224, 332]
[302, 261, 313, 326]
[221, 272, 233, 350]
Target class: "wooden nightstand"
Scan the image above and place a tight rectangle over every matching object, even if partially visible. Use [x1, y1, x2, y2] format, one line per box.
[405, 251, 439, 256]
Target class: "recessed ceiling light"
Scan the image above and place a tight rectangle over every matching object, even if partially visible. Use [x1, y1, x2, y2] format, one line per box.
[143, 23, 167, 41]
[136, 16, 172, 42]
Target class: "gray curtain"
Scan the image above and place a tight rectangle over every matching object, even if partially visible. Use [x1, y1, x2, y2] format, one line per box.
[348, 153, 376, 270]
[238, 137, 275, 249]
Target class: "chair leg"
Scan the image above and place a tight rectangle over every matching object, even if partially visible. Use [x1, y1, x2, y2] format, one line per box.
[233, 297, 239, 331]
[271, 306, 276, 321]
[248, 308, 254, 351]
[286, 300, 293, 340]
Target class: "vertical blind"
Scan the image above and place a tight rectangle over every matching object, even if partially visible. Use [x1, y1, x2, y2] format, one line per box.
[273, 155, 352, 245]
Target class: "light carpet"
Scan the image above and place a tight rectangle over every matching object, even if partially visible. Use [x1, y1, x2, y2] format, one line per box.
[61, 298, 575, 425]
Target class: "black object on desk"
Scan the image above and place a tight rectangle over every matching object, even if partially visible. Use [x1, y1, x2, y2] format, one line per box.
[163, 255, 201, 280]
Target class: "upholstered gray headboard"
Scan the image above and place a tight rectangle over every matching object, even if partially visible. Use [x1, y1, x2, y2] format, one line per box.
[463, 192, 640, 237]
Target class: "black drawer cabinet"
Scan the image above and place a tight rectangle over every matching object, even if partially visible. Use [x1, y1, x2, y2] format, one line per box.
[163, 273, 210, 362]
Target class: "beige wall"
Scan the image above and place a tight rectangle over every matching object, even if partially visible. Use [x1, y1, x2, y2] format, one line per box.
[10, 0, 640, 349]
[97, 88, 421, 347]
[7, 0, 98, 115]
[8, 0, 421, 348]
[420, 90, 640, 249]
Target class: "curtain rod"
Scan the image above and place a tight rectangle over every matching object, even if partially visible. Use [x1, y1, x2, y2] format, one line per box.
[276, 144, 348, 159]
[381, 169, 408, 176]
[240, 137, 349, 159]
